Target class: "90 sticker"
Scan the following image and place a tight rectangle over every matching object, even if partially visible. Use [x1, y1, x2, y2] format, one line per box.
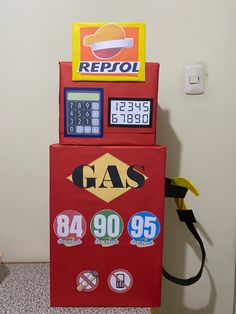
[53, 210, 86, 247]
[128, 211, 160, 247]
[90, 210, 124, 247]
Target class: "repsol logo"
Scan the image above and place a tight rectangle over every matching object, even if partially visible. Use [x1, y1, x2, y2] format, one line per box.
[77, 61, 140, 74]
[67, 153, 148, 203]
[72, 164, 145, 189]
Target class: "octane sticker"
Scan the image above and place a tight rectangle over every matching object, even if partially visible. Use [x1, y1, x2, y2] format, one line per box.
[128, 211, 160, 247]
[90, 209, 124, 247]
[53, 210, 86, 247]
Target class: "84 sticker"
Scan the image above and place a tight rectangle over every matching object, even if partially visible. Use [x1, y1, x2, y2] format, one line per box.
[53, 210, 86, 246]
[128, 211, 160, 247]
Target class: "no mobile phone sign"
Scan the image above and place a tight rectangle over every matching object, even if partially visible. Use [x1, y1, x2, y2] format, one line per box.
[108, 269, 133, 293]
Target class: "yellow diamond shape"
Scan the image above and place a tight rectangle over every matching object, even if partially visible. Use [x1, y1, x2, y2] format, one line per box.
[68, 153, 148, 203]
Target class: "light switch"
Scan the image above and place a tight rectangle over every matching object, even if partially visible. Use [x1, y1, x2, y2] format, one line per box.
[185, 64, 204, 95]
[189, 74, 199, 84]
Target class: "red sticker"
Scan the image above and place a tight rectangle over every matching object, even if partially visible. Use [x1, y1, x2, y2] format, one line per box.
[108, 269, 133, 293]
[53, 210, 86, 247]
[76, 270, 99, 292]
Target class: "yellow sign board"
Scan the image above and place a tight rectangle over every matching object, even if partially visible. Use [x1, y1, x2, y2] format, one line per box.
[67, 153, 148, 203]
[72, 22, 146, 81]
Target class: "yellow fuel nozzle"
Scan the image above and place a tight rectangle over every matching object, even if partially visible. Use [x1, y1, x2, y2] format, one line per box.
[171, 177, 199, 210]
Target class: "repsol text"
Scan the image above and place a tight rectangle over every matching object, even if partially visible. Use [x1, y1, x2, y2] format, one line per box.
[77, 62, 140, 74]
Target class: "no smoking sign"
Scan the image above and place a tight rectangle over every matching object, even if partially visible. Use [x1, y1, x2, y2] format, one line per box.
[76, 270, 99, 292]
[108, 269, 133, 293]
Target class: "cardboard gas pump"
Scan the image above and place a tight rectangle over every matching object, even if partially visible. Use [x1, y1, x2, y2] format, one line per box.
[50, 22, 205, 308]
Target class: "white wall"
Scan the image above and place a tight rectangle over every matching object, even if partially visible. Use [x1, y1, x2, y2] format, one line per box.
[0, 0, 235, 313]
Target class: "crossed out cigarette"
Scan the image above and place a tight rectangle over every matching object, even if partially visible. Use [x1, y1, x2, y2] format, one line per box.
[77, 271, 99, 292]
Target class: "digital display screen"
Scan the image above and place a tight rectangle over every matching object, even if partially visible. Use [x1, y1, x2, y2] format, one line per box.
[108, 98, 152, 127]
[67, 92, 100, 101]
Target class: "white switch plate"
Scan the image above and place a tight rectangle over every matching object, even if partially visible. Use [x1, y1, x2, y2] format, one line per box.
[185, 64, 204, 95]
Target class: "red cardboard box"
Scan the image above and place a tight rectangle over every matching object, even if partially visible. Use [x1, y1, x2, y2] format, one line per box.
[50, 144, 166, 307]
[59, 62, 159, 146]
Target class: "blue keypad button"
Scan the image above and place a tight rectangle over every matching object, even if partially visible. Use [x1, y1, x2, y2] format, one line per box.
[68, 110, 75, 117]
[77, 110, 83, 117]
[92, 118, 99, 126]
[76, 102, 83, 110]
[92, 102, 99, 110]
[84, 102, 91, 110]
[84, 118, 91, 126]
[92, 110, 99, 118]
[76, 118, 83, 125]
[84, 126, 92, 133]
[68, 118, 76, 125]
[76, 126, 84, 134]
[92, 127, 100, 134]
[68, 126, 76, 133]
[84, 110, 91, 118]
[68, 102, 75, 109]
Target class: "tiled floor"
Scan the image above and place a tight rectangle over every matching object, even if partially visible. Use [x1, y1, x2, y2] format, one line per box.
[0, 263, 151, 314]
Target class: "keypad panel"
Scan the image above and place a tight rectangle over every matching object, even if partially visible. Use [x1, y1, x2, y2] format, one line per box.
[65, 89, 103, 137]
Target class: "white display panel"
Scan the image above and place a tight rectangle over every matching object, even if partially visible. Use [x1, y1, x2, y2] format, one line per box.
[109, 98, 152, 127]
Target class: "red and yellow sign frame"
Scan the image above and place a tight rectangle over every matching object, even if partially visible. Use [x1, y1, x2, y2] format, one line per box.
[72, 22, 146, 81]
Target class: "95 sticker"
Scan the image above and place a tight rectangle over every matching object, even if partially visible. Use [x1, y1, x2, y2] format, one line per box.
[128, 211, 160, 248]
[53, 210, 86, 247]
[90, 210, 124, 247]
